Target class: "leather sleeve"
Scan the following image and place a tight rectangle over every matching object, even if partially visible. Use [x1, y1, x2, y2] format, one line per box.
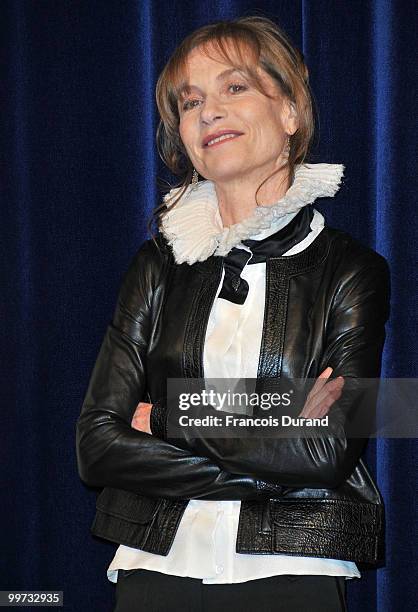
[75, 240, 283, 500]
[156, 251, 391, 489]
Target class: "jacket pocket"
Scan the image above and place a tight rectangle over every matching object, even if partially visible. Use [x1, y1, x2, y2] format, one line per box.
[95, 487, 162, 523]
[271, 499, 383, 564]
[91, 486, 163, 549]
[270, 499, 381, 534]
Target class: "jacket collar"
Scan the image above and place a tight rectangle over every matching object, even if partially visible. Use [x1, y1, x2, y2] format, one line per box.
[160, 163, 344, 265]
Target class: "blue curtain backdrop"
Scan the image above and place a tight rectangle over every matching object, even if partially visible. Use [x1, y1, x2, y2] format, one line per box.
[1, 1, 416, 611]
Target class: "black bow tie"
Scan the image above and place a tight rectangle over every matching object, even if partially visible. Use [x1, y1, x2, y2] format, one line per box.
[218, 205, 314, 305]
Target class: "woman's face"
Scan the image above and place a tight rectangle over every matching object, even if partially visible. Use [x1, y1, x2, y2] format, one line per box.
[177, 43, 298, 186]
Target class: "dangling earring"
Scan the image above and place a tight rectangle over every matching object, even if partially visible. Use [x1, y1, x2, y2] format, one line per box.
[281, 135, 290, 168]
[191, 167, 199, 187]
[255, 136, 291, 208]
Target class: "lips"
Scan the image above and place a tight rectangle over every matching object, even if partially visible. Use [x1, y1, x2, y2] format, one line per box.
[202, 130, 244, 147]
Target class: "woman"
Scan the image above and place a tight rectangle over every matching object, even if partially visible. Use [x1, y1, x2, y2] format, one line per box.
[76, 16, 390, 612]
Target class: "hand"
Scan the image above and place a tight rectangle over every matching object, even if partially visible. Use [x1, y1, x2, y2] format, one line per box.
[298, 367, 344, 418]
[131, 401, 153, 434]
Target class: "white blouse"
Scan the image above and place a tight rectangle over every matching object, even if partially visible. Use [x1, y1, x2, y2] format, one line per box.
[107, 208, 361, 584]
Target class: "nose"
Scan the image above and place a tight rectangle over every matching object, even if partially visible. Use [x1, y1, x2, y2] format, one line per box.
[199, 95, 226, 125]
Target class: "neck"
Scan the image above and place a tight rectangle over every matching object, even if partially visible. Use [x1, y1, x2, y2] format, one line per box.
[213, 166, 291, 227]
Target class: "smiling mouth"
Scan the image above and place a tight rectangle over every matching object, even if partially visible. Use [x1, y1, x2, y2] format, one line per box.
[205, 133, 243, 148]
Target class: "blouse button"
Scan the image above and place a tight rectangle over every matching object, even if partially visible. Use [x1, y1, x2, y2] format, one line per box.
[216, 565, 224, 574]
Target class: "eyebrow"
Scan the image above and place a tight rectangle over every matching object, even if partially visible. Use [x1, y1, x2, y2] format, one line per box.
[177, 67, 246, 98]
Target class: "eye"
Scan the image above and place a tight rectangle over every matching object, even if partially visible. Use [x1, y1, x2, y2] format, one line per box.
[182, 98, 201, 111]
[227, 82, 248, 94]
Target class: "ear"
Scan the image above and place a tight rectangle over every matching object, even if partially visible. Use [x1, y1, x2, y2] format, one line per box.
[282, 99, 299, 136]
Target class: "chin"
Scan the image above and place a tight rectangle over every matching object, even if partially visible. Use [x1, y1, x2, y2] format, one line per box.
[204, 166, 248, 183]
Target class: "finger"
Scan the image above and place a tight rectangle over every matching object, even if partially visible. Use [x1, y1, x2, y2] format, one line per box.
[312, 383, 344, 418]
[305, 367, 334, 402]
[319, 366, 333, 378]
[300, 390, 338, 419]
[308, 375, 344, 406]
[302, 378, 344, 418]
[315, 388, 343, 418]
[308, 378, 344, 415]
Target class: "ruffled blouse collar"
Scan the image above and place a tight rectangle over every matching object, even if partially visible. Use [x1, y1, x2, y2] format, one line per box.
[160, 163, 344, 265]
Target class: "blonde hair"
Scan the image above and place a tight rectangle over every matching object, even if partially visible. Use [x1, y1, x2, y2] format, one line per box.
[148, 15, 317, 242]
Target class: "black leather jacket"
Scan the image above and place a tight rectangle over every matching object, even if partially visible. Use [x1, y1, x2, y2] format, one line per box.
[76, 225, 390, 566]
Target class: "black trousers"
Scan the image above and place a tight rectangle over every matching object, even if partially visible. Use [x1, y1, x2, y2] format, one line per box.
[113, 569, 348, 612]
